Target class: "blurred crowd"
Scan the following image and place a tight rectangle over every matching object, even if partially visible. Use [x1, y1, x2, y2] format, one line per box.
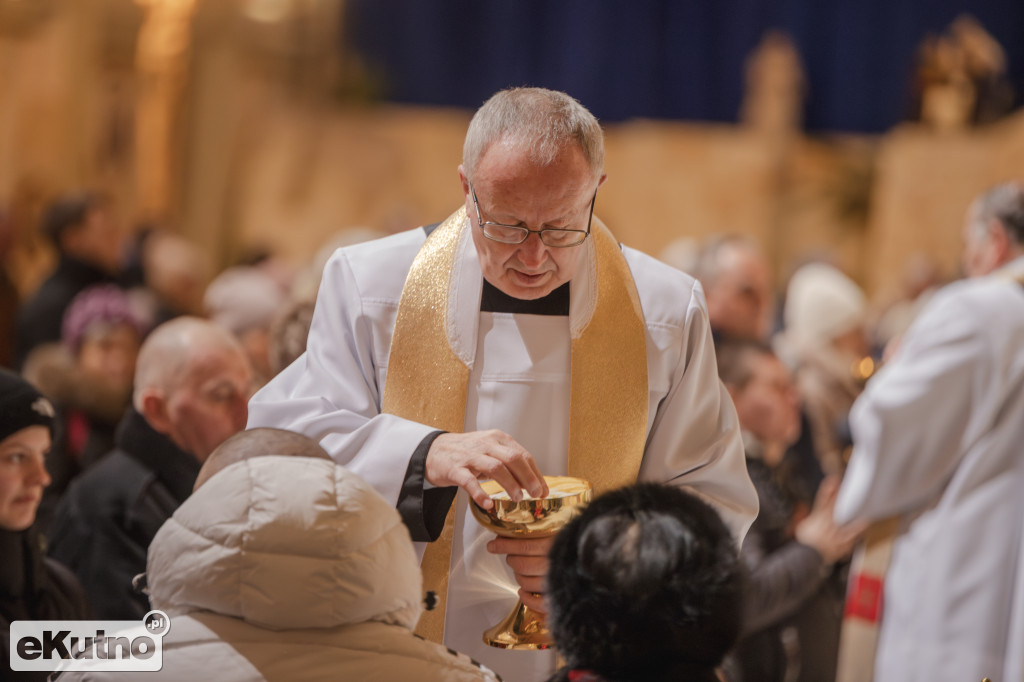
[1, 172, 1021, 682]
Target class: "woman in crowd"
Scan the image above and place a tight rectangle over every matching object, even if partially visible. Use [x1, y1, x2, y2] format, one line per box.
[23, 284, 146, 532]
[0, 369, 89, 681]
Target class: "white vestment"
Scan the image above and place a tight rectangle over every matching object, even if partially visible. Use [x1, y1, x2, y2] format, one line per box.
[835, 256, 1024, 682]
[248, 220, 757, 682]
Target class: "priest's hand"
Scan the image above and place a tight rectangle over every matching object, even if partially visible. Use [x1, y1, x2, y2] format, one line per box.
[425, 430, 549, 510]
[487, 535, 554, 615]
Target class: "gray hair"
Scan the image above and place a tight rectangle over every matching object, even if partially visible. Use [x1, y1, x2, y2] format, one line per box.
[693, 234, 763, 287]
[968, 181, 1024, 245]
[462, 87, 604, 182]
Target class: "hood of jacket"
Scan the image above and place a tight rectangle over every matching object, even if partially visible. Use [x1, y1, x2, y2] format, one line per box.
[146, 456, 423, 632]
[22, 342, 131, 424]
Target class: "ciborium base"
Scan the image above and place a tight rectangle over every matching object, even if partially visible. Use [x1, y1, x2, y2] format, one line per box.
[471, 476, 593, 651]
[482, 599, 551, 650]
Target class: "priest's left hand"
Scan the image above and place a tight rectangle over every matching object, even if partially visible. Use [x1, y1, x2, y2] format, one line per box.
[486, 535, 554, 614]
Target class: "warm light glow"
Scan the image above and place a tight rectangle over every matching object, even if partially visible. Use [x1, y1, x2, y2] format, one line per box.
[854, 356, 876, 380]
[244, 0, 291, 23]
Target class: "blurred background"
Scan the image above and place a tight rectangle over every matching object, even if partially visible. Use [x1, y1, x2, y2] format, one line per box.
[1, 0, 1023, 311]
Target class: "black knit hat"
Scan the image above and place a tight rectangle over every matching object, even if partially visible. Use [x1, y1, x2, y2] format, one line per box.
[0, 369, 56, 443]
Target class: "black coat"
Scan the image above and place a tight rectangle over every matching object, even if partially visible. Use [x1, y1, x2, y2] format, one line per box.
[13, 255, 115, 369]
[1, 528, 89, 682]
[723, 455, 836, 682]
[47, 409, 200, 620]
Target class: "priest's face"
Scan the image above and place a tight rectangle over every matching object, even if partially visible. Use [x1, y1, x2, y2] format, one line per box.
[460, 141, 604, 300]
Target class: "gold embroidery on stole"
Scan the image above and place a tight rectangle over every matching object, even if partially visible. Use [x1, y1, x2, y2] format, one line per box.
[383, 207, 648, 644]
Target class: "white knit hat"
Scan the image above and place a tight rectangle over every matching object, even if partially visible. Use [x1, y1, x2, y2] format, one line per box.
[784, 262, 866, 349]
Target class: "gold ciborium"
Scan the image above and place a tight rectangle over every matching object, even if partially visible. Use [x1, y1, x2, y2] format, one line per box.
[470, 475, 592, 650]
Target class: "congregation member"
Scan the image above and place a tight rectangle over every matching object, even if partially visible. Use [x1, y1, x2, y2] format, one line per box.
[781, 262, 870, 476]
[545, 483, 744, 682]
[693, 234, 775, 343]
[23, 285, 147, 532]
[55, 428, 499, 681]
[694, 235, 823, 525]
[14, 193, 126, 369]
[716, 340, 864, 682]
[267, 296, 315, 376]
[47, 317, 251, 619]
[835, 181, 1024, 681]
[248, 86, 758, 681]
[0, 370, 89, 681]
[203, 265, 288, 387]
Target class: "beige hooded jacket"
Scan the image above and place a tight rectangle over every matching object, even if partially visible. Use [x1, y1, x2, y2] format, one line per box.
[54, 456, 499, 681]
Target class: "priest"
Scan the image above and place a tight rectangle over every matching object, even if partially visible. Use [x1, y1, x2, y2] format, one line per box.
[247, 87, 758, 682]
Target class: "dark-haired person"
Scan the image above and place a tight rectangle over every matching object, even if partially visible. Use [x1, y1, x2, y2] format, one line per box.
[835, 181, 1024, 682]
[14, 192, 126, 368]
[545, 483, 743, 682]
[716, 340, 864, 682]
[0, 369, 89, 681]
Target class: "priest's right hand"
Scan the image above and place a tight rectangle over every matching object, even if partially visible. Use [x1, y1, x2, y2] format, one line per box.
[425, 430, 548, 510]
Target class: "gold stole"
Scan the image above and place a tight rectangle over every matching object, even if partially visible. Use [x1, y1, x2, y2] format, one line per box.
[381, 206, 649, 644]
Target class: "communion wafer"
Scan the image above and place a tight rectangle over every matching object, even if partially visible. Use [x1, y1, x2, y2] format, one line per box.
[489, 489, 575, 501]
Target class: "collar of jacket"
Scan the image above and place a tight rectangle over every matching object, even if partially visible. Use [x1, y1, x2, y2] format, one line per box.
[114, 408, 201, 503]
[55, 253, 115, 286]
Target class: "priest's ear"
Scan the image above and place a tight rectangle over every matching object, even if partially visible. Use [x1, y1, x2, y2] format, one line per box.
[989, 216, 1013, 264]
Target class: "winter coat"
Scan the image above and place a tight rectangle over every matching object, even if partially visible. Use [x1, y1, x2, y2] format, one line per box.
[53, 455, 499, 681]
[47, 409, 199, 620]
[1, 528, 89, 682]
[22, 343, 129, 534]
[14, 255, 115, 369]
[723, 448, 841, 682]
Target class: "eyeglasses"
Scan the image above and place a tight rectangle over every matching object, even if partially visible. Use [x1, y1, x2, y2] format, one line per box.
[470, 181, 595, 248]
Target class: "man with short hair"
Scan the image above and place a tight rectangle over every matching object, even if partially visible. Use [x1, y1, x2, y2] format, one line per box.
[696, 235, 828, 519]
[694, 234, 775, 342]
[14, 192, 126, 368]
[248, 87, 757, 681]
[835, 181, 1024, 681]
[47, 317, 252, 619]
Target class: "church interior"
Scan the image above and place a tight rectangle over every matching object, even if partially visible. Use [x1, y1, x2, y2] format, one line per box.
[2, 0, 1022, 304]
[2, 2, 1024, 681]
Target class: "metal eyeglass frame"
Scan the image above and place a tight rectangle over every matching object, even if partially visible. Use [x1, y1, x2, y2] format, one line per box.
[469, 180, 595, 247]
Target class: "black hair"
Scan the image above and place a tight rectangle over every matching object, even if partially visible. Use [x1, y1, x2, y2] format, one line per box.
[39, 191, 107, 246]
[714, 338, 775, 390]
[546, 483, 743, 682]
